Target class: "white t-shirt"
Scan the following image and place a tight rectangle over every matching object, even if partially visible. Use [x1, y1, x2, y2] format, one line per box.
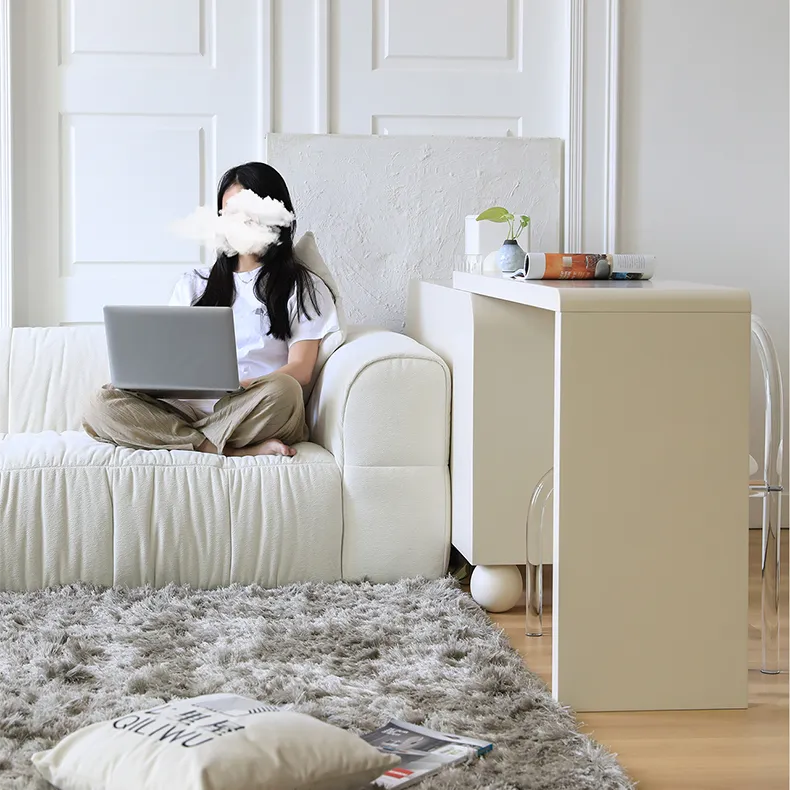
[169, 267, 340, 414]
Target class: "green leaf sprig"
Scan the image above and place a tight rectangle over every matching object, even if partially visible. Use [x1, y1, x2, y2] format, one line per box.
[476, 207, 530, 241]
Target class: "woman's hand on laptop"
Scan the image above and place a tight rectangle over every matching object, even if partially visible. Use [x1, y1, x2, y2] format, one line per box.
[239, 379, 254, 389]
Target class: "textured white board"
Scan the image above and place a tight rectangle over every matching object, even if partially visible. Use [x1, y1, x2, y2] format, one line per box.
[266, 134, 562, 330]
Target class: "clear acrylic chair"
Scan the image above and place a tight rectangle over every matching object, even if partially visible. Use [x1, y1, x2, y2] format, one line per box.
[750, 314, 784, 674]
[526, 315, 785, 674]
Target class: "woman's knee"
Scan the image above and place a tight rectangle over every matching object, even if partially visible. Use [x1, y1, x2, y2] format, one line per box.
[265, 372, 304, 406]
[263, 373, 307, 440]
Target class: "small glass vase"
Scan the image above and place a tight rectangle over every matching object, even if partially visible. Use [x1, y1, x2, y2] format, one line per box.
[455, 254, 484, 275]
[497, 240, 526, 274]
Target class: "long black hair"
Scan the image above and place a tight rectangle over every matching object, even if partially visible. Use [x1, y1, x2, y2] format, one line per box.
[193, 162, 324, 341]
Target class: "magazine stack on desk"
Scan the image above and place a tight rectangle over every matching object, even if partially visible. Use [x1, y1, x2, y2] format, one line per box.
[512, 253, 656, 281]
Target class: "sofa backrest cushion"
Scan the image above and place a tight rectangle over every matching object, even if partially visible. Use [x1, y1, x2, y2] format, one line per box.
[294, 232, 347, 401]
[1, 327, 110, 433]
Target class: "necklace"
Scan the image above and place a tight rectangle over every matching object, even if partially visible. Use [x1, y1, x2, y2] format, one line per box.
[236, 269, 258, 284]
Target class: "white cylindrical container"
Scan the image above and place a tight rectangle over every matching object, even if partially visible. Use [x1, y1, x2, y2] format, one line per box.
[465, 215, 506, 257]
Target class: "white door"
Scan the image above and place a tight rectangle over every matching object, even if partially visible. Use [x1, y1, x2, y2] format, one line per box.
[12, 0, 269, 326]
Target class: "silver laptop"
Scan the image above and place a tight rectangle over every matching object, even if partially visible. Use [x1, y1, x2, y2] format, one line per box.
[104, 305, 240, 398]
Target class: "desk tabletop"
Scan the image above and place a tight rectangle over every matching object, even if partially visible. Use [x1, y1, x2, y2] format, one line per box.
[452, 272, 751, 314]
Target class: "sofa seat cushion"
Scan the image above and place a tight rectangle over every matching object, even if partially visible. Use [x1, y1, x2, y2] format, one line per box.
[0, 432, 343, 590]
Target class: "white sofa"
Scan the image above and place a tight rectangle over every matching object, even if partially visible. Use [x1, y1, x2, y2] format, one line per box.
[0, 326, 451, 590]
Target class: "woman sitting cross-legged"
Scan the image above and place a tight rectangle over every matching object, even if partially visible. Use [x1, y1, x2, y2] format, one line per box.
[82, 162, 339, 458]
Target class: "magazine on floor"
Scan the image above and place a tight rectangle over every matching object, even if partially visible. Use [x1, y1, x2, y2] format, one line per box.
[512, 253, 656, 281]
[363, 719, 493, 788]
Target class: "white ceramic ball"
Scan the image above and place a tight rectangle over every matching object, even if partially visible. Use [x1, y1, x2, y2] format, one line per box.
[469, 565, 523, 612]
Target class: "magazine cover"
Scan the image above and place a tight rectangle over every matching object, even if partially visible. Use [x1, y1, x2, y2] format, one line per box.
[364, 720, 493, 788]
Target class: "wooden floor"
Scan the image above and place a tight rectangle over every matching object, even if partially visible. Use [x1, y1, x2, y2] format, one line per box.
[490, 530, 789, 790]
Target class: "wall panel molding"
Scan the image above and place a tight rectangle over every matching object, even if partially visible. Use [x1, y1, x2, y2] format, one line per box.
[373, 0, 521, 72]
[59, 0, 214, 66]
[314, 0, 330, 133]
[60, 113, 214, 273]
[565, 0, 584, 253]
[258, 0, 273, 148]
[0, 0, 11, 327]
[602, 0, 620, 252]
[567, 0, 622, 253]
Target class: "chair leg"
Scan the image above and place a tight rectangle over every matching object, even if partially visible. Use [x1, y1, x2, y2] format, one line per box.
[526, 470, 553, 638]
[761, 489, 782, 674]
[526, 558, 543, 637]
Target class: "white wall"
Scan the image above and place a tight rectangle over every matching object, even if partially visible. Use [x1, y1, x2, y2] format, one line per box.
[619, 0, 789, 522]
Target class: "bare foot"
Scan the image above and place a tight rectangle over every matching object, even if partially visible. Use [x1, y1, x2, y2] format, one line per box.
[227, 439, 296, 457]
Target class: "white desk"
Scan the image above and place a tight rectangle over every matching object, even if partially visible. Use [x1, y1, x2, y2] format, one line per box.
[406, 273, 751, 712]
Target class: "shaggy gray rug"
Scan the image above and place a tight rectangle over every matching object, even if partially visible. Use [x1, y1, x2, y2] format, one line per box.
[0, 578, 633, 789]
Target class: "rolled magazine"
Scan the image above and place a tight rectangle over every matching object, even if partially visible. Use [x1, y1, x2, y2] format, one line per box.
[512, 253, 656, 281]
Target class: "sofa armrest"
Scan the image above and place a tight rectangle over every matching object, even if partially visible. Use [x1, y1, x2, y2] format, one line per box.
[307, 328, 450, 467]
[306, 327, 451, 581]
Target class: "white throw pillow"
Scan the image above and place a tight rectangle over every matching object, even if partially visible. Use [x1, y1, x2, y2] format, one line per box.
[32, 694, 398, 790]
[294, 231, 347, 395]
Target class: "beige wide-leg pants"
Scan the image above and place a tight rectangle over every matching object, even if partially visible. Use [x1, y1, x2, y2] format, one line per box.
[82, 372, 308, 454]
